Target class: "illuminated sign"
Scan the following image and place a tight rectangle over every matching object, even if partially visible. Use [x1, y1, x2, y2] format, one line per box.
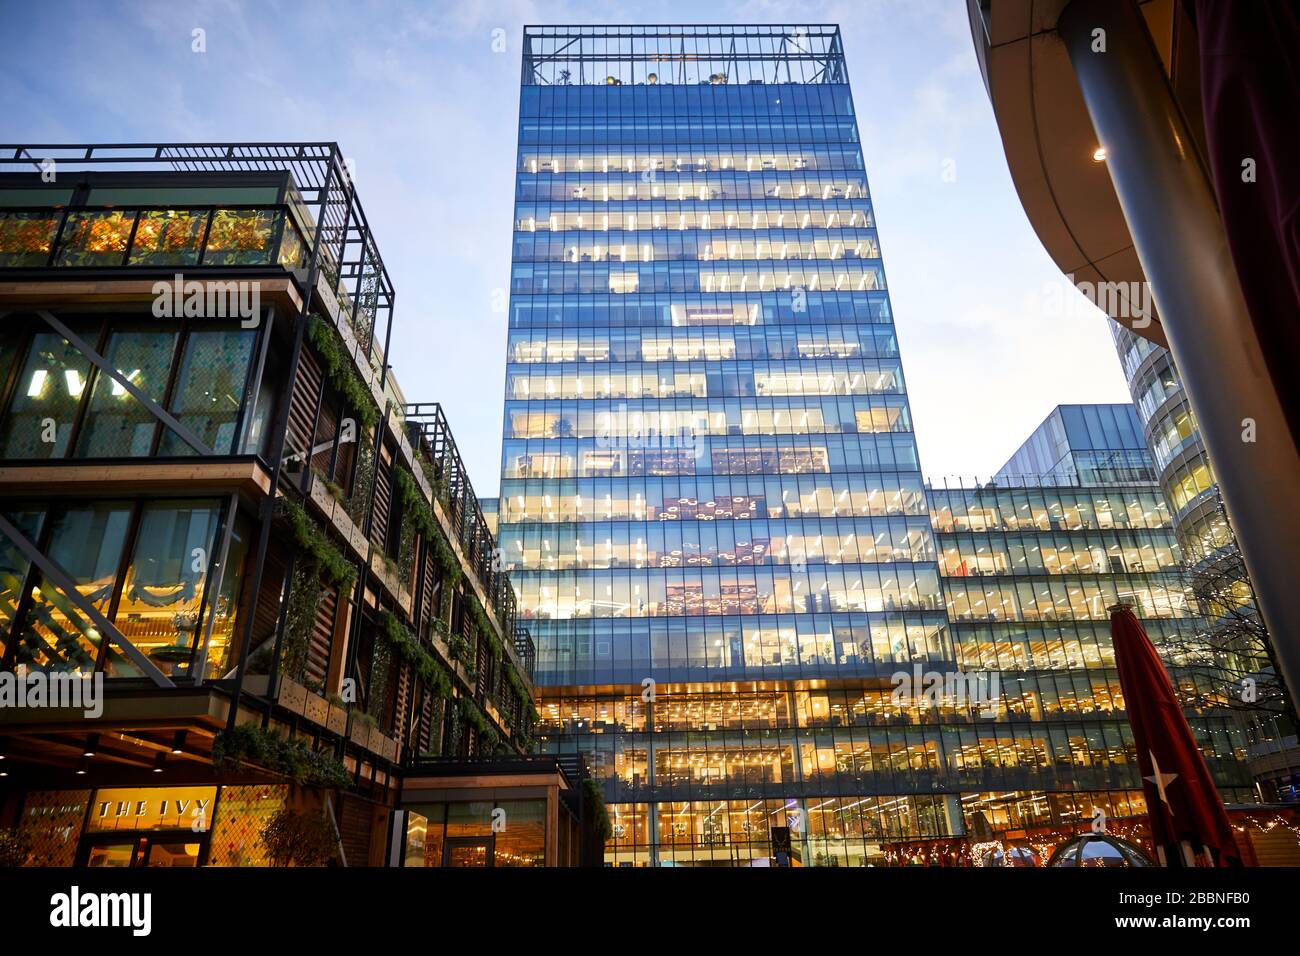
[86, 786, 218, 833]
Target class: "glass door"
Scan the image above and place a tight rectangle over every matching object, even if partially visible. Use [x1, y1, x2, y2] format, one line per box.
[443, 837, 494, 867]
[84, 838, 145, 868]
[80, 831, 207, 867]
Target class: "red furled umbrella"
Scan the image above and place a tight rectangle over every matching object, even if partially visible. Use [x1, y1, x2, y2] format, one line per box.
[1109, 604, 1242, 866]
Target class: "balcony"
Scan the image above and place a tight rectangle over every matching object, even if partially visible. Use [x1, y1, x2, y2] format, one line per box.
[0, 204, 309, 271]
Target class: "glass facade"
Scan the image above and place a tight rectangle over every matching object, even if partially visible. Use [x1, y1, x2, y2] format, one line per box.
[994, 403, 1154, 487]
[1110, 326, 1227, 559]
[499, 25, 932, 689]
[497, 26, 1254, 866]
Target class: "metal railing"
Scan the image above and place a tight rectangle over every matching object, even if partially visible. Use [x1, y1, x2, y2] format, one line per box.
[403, 403, 523, 671]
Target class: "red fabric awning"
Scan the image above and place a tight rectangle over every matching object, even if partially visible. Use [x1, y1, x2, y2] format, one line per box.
[1110, 604, 1242, 866]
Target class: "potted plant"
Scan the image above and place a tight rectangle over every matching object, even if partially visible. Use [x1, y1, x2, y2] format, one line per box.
[258, 808, 337, 867]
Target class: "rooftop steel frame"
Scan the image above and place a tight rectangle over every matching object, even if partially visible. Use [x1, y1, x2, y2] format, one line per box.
[522, 24, 847, 86]
[0, 142, 393, 363]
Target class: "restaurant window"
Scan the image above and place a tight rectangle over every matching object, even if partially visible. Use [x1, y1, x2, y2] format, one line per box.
[74, 328, 179, 457]
[0, 508, 46, 663]
[111, 499, 222, 678]
[0, 328, 96, 459]
[13, 501, 132, 672]
[158, 328, 255, 455]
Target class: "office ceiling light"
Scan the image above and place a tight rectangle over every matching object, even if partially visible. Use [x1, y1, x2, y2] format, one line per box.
[171, 730, 187, 755]
[83, 733, 99, 758]
[76, 757, 89, 775]
[153, 752, 166, 773]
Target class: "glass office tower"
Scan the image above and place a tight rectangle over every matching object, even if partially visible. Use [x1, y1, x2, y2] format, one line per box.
[500, 26, 932, 689]
[499, 25, 939, 863]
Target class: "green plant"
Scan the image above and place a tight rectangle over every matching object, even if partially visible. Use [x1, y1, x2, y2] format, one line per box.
[582, 778, 613, 843]
[273, 498, 358, 682]
[306, 314, 379, 430]
[378, 610, 452, 699]
[467, 594, 502, 661]
[0, 828, 30, 867]
[259, 808, 337, 867]
[275, 496, 357, 589]
[213, 723, 352, 789]
[448, 630, 476, 676]
[347, 440, 377, 527]
[502, 663, 538, 735]
[395, 465, 462, 590]
[457, 696, 499, 752]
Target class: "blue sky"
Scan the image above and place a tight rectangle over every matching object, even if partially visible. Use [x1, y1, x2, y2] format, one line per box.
[1, 0, 1131, 494]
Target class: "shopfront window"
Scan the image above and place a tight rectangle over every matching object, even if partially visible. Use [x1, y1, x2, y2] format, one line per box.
[404, 799, 546, 867]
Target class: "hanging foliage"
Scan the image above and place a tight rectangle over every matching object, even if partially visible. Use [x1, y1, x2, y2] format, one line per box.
[213, 723, 351, 789]
[347, 439, 377, 528]
[280, 559, 320, 682]
[457, 696, 499, 753]
[377, 610, 453, 700]
[275, 497, 358, 589]
[502, 664, 538, 727]
[305, 313, 379, 430]
[467, 593, 502, 661]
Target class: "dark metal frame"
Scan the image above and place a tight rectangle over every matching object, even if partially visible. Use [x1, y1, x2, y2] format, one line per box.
[522, 24, 847, 87]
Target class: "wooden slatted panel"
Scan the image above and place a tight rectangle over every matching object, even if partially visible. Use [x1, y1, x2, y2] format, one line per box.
[312, 399, 338, 475]
[286, 346, 323, 467]
[476, 638, 493, 700]
[371, 451, 393, 550]
[417, 692, 433, 755]
[338, 794, 374, 868]
[249, 548, 288, 662]
[305, 583, 337, 689]
[419, 549, 437, 628]
[392, 661, 412, 746]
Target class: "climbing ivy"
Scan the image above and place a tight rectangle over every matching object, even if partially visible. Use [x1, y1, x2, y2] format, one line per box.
[274, 497, 358, 682]
[305, 314, 379, 430]
[467, 593, 501, 661]
[275, 497, 357, 589]
[377, 610, 452, 700]
[457, 696, 499, 753]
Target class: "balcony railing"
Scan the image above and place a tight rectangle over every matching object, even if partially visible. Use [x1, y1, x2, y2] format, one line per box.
[404, 402, 522, 667]
[0, 204, 309, 271]
[513, 624, 536, 680]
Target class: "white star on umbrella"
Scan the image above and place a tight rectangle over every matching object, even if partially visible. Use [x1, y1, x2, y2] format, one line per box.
[1144, 751, 1178, 816]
